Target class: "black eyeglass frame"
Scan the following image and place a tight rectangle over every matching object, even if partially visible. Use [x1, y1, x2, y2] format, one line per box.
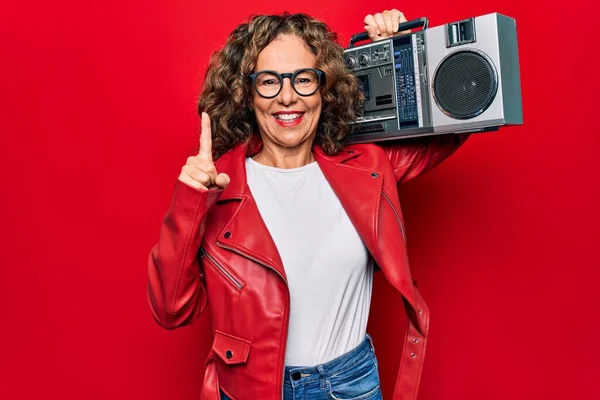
[248, 68, 326, 99]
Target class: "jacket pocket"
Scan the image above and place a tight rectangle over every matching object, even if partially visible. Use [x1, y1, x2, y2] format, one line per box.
[201, 247, 244, 292]
[212, 330, 252, 365]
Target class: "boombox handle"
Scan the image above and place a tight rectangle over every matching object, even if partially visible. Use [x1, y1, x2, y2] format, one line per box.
[348, 17, 429, 48]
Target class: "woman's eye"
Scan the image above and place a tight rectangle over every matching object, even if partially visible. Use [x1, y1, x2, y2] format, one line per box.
[295, 78, 310, 85]
[260, 79, 279, 86]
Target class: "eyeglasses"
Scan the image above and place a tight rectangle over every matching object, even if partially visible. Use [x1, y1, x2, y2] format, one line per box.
[248, 68, 326, 99]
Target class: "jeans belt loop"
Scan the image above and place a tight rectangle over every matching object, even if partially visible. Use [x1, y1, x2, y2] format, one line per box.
[366, 334, 375, 352]
[317, 364, 326, 390]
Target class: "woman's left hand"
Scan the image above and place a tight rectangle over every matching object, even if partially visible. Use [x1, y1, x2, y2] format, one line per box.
[364, 9, 410, 41]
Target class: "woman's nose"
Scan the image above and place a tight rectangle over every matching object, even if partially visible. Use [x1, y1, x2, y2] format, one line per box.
[277, 78, 297, 105]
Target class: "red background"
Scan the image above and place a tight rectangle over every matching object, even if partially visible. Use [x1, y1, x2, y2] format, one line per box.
[1, 0, 599, 399]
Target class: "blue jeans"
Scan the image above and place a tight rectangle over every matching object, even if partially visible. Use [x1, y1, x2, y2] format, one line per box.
[220, 334, 382, 400]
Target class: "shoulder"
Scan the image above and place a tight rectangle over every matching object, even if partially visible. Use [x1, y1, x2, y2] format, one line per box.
[343, 142, 386, 157]
[338, 142, 392, 170]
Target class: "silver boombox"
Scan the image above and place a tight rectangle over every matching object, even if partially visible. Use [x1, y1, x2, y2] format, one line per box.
[344, 12, 523, 143]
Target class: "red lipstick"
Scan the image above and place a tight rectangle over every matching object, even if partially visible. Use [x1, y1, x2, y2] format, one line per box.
[273, 111, 305, 127]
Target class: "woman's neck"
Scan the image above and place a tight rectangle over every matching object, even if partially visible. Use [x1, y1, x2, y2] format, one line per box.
[252, 142, 315, 169]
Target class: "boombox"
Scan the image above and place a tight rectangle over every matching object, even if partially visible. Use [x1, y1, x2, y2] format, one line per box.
[344, 12, 523, 143]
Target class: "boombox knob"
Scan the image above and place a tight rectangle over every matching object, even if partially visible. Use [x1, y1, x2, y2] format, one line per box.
[345, 55, 357, 69]
[359, 53, 370, 66]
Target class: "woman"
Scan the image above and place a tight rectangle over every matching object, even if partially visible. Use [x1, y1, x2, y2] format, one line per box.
[148, 9, 468, 400]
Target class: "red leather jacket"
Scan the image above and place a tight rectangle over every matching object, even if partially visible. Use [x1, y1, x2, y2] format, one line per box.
[148, 134, 467, 400]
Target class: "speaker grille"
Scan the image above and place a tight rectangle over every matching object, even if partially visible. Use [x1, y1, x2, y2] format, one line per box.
[433, 50, 498, 120]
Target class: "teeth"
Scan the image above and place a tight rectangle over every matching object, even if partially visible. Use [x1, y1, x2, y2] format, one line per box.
[275, 113, 302, 121]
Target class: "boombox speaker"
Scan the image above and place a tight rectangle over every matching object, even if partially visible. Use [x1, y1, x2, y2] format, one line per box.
[344, 13, 523, 143]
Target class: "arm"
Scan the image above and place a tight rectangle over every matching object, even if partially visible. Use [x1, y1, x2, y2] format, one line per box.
[383, 133, 470, 185]
[147, 181, 223, 329]
[147, 113, 229, 329]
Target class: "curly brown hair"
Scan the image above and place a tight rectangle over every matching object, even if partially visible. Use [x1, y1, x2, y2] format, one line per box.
[198, 12, 364, 159]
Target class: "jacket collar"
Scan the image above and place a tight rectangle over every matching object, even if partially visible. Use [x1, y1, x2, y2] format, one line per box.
[215, 135, 370, 201]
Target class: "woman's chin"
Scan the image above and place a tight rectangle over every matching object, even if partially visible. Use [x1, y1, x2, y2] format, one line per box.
[265, 127, 315, 148]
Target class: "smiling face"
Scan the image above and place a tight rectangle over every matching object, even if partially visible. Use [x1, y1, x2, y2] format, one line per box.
[251, 34, 322, 156]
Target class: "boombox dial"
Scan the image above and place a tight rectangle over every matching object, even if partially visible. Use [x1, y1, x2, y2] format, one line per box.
[345, 55, 357, 69]
[359, 53, 370, 66]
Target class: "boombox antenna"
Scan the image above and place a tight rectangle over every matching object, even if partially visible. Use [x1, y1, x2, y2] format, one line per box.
[348, 17, 429, 48]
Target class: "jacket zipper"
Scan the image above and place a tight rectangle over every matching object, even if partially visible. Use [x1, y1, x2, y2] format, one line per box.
[200, 247, 243, 291]
[381, 190, 406, 243]
[216, 241, 290, 400]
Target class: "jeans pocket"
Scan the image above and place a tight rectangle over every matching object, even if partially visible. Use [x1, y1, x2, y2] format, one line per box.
[326, 364, 381, 400]
[328, 382, 381, 400]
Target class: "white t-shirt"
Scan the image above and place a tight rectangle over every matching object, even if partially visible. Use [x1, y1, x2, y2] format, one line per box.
[245, 157, 373, 366]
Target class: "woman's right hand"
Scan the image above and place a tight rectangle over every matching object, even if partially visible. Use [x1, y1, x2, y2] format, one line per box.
[178, 112, 230, 191]
[364, 9, 410, 41]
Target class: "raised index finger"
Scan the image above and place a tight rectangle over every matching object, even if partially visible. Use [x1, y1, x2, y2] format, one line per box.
[199, 112, 213, 162]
